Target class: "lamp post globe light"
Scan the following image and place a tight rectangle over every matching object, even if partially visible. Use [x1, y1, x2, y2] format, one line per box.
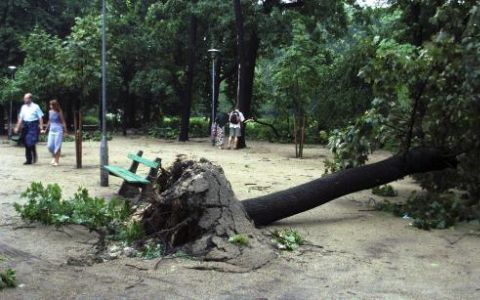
[7, 66, 17, 139]
[208, 48, 220, 146]
[100, 0, 109, 187]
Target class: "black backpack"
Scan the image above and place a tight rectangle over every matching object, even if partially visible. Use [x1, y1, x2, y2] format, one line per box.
[229, 111, 240, 124]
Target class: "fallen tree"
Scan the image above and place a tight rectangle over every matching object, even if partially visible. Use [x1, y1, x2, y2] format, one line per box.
[134, 148, 456, 270]
[243, 148, 458, 225]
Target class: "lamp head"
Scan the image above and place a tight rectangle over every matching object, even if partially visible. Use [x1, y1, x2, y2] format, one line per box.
[207, 49, 221, 59]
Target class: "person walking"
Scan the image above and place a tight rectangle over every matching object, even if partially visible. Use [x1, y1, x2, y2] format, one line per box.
[214, 112, 229, 149]
[14, 93, 44, 165]
[43, 99, 67, 166]
[227, 108, 245, 150]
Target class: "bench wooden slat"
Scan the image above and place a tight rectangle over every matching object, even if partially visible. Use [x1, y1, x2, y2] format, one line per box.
[104, 165, 150, 184]
[127, 153, 160, 169]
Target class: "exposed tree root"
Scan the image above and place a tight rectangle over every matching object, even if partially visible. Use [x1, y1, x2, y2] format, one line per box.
[138, 157, 275, 271]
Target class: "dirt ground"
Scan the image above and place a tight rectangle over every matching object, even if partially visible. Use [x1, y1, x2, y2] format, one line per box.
[1, 136, 479, 300]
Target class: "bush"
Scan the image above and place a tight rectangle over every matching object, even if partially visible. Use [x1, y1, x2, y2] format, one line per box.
[82, 115, 99, 126]
[82, 130, 112, 142]
[375, 192, 480, 230]
[14, 182, 142, 242]
[38, 130, 110, 143]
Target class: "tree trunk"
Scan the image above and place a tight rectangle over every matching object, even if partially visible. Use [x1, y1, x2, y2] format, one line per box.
[233, 0, 260, 149]
[178, 8, 198, 142]
[233, 0, 246, 110]
[236, 34, 259, 149]
[0, 104, 5, 135]
[143, 97, 151, 124]
[126, 90, 136, 129]
[242, 148, 458, 226]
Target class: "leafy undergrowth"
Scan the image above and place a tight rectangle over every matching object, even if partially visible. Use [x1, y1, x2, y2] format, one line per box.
[0, 268, 16, 290]
[375, 192, 480, 230]
[14, 182, 309, 265]
[271, 228, 304, 251]
[13, 183, 192, 262]
[38, 131, 112, 143]
[14, 182, 144, 243]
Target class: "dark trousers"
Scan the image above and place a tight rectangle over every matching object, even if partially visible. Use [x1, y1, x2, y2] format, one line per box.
[22, 120, 40, 164]
[25, 144, 37, 164]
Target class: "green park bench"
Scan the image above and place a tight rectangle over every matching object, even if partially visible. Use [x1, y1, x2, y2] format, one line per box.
[104, 150, 161, 199]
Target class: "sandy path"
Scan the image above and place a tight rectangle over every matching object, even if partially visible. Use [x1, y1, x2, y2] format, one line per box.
[1, 136, 479, 299]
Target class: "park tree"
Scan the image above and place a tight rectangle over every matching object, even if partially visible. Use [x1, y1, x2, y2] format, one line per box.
[14, 28, 66, 106]
[63, 15, 102, 114]
[271, 20, 323, 158]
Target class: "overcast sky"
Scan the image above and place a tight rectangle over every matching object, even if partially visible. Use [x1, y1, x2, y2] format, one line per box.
[358, 0, 390, 7]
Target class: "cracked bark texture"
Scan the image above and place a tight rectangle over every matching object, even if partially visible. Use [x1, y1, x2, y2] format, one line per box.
[140, 157, 274, 271]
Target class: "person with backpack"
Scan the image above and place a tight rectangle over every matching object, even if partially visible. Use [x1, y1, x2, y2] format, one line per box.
[227, 108, 245, 149]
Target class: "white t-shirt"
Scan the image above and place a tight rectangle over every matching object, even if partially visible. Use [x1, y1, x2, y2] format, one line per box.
[19, 102, 44, 122]
[229, 110, 245, 129]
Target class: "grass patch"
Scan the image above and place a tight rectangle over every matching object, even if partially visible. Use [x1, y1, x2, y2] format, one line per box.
[228, 234, 249, 246]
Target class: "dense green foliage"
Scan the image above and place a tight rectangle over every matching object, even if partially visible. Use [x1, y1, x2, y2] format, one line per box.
[376, 192, 479, 230]
[14, 182, 143, 242]
[323, 1, 480, 226]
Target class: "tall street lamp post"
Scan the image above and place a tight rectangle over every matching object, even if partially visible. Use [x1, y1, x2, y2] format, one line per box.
[208, 48, 220, 146]
[100, 0, 109, 186]
[8, 66, 17, 139]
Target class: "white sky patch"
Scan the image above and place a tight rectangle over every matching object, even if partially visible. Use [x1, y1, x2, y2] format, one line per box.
[358, 0, 390, 7]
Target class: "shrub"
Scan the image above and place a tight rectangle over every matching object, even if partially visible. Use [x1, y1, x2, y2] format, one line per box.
[14, 183, 141, 242]
[375, 192, 479, 230]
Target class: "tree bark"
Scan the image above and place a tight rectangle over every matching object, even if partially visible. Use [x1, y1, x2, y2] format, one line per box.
[0, 104, 5, 135]
[243, 148, 458, 226]
[236, 34, 259, 149]
[233, 0, 246, 115]
[178, 7, 198, 142]
[233, 0, 260, 149]
[143, 97, 151, 124]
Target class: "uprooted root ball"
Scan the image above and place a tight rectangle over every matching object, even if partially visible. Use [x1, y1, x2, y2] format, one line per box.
[138, 158, 275, 271]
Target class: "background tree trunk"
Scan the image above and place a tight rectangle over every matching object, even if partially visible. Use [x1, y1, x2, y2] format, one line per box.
[233, 0, 260, 149]
[0, 105, 5, 135]
[243, 148, 458, 226]
[179, 8, 198, 142]
[236, 34, 259, 149]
